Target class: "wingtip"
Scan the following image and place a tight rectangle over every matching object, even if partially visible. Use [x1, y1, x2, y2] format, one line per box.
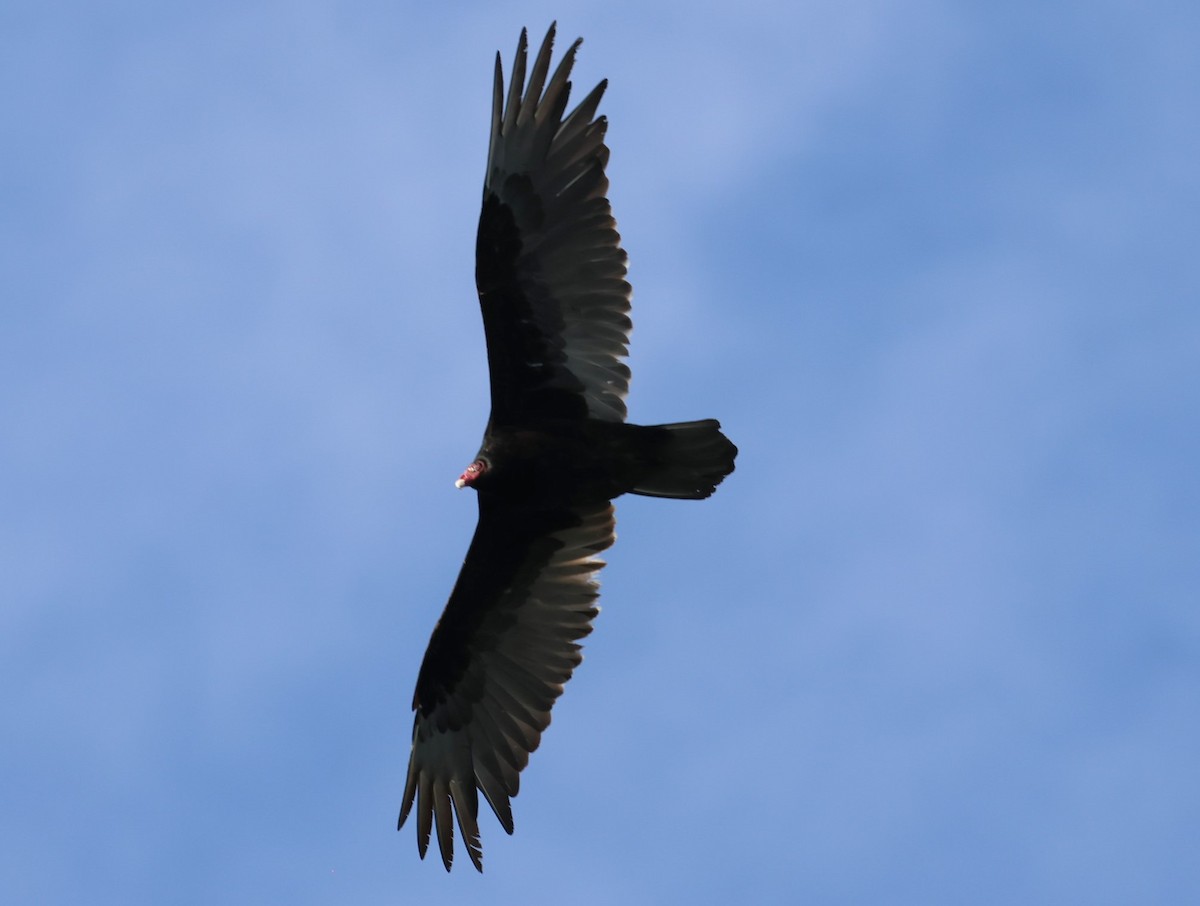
[467, 842, 484, 873]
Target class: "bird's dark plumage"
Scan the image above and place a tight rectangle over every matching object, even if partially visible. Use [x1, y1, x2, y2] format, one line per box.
[398, 24, 737, 871]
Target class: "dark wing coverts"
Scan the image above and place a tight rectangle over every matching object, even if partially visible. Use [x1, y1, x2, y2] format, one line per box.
[398, 25, 625, 871]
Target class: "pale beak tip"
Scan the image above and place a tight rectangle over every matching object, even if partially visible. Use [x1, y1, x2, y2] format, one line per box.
[454, 478, 467, 489]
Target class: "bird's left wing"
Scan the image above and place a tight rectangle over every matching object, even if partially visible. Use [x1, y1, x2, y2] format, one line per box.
[398, 495, 615, 871]
[476, 24, 632, 426]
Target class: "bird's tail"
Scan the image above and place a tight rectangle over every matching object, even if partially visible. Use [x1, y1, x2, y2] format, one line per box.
[630, 419, 737, 500]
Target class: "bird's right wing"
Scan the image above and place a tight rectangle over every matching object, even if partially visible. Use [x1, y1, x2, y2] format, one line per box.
[399, 495, 615, 871]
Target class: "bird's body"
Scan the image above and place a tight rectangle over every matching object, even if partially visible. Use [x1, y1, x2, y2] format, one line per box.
[399, 23, 737, 871]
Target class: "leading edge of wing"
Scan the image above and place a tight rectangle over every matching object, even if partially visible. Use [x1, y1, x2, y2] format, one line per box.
[476, 24, 632, 426]
[399, 495, 616, 871]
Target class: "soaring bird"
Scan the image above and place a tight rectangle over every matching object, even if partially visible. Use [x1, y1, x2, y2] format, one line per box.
[398, 23, 737, 871]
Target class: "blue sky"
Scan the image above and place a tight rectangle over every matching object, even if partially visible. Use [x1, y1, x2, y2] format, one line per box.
[3, 1, 1198, 903]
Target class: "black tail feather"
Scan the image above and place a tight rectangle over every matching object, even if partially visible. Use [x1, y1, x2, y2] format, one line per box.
[630, 419, 737, 499]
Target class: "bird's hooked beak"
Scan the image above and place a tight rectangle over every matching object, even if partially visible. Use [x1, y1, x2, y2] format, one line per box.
[455, 459, 486, 489]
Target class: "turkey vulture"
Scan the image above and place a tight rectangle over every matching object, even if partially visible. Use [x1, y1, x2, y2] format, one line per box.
[398, 23, 737, 872]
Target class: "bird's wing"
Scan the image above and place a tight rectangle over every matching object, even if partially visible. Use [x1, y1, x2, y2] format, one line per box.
[398, 495, 615, 871]
[476, 23, 632, 426]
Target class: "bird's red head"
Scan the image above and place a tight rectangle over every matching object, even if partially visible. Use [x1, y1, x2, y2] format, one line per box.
[455, 459, 487, 489]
